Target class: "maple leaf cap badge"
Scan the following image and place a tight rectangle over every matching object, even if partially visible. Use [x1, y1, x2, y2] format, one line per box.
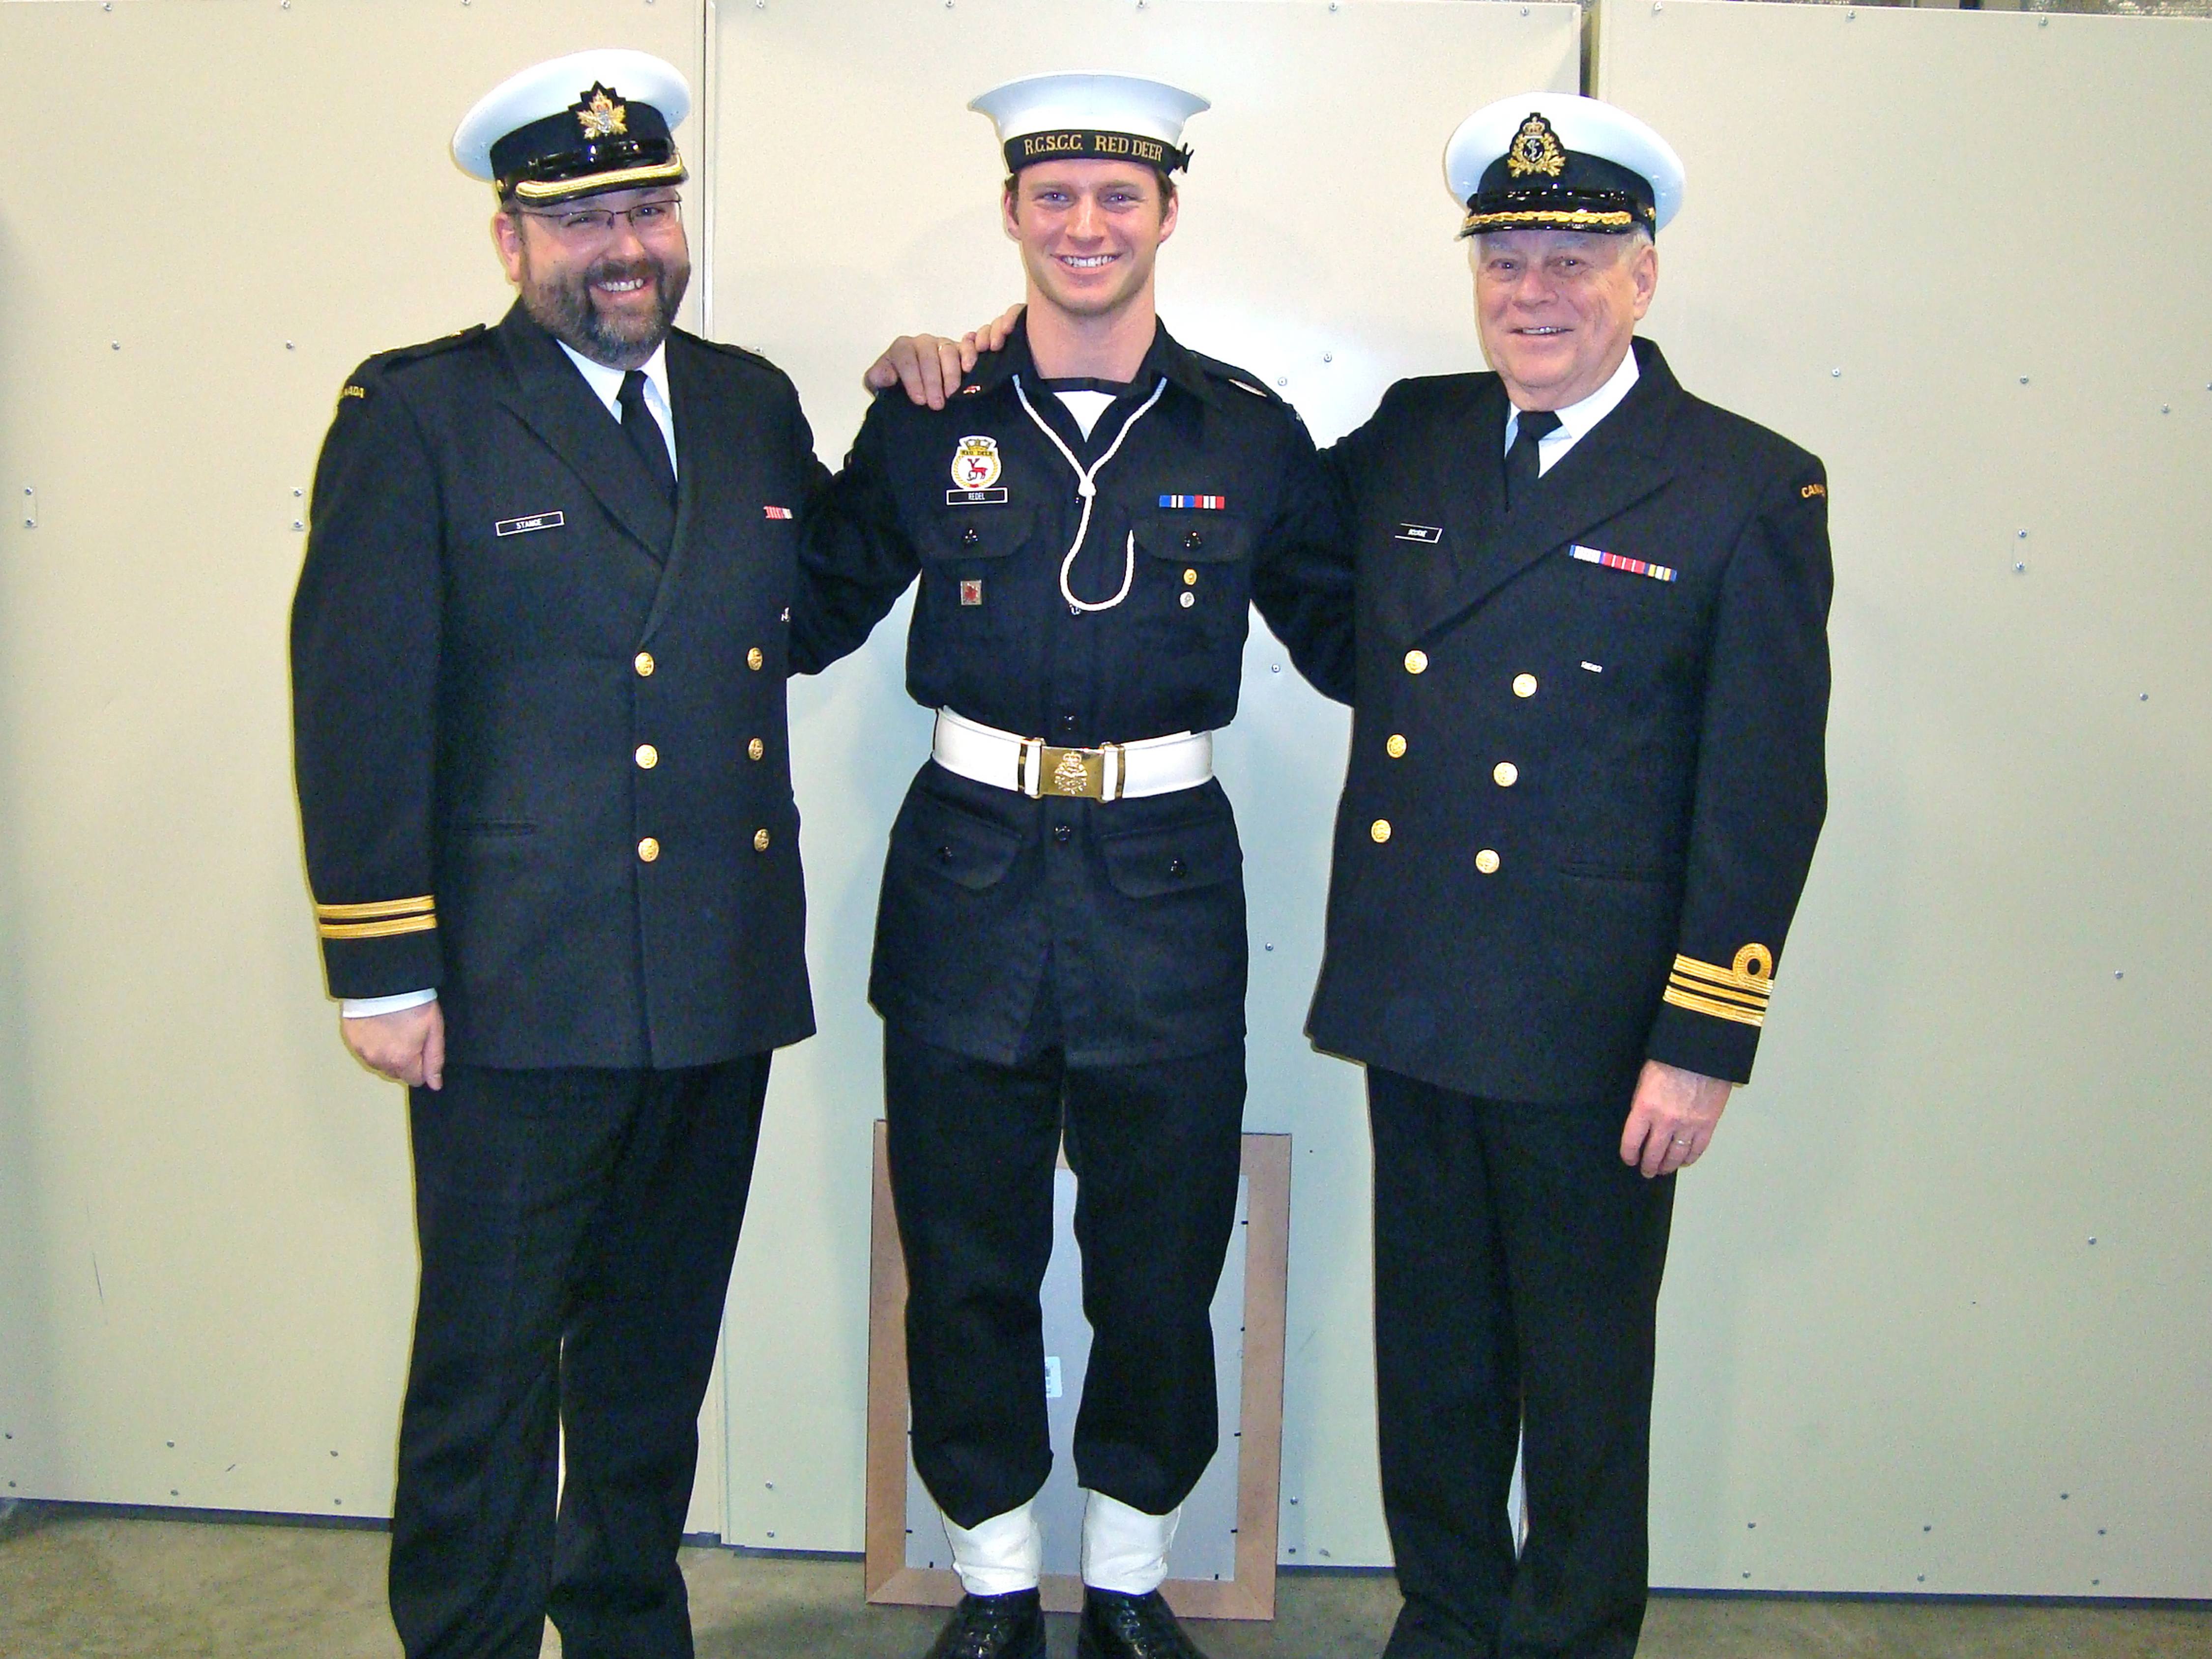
[574, 85, 630, 140]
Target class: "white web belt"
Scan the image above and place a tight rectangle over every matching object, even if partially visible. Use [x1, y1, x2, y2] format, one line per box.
[931, 707, 1214, 802]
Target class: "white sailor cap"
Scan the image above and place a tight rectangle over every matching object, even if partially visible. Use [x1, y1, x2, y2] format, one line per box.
[1444, 92, 1684, 238]
[969, 72, 1210, 176]
[453, 50, 692, 203]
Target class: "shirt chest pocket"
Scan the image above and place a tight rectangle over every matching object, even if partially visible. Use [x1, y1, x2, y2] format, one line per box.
[914, 504, 1037, 633]
[1129, 509, 1254, 644]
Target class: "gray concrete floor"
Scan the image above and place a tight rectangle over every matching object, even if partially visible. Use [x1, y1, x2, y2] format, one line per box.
[2, 1504, 2207, 1658]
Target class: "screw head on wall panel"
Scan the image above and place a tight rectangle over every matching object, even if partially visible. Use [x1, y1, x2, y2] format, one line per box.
[2013, 563, 2026, 573]
[2019, 376, 2029, 385]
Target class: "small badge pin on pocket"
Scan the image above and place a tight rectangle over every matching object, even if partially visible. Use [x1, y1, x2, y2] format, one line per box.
[960, 579, 984, 607]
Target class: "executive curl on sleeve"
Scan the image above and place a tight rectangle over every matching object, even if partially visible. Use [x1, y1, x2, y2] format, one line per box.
[289, 367, 447, 999]
[1644, 461, 1834, 1083]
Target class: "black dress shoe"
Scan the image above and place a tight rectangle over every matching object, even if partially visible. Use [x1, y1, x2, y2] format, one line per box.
[924, 1589, 1047, 1659]
[1077, 1588, 1213, 1659]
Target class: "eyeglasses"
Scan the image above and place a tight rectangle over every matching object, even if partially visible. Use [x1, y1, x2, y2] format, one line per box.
[517, 197, 683, 245]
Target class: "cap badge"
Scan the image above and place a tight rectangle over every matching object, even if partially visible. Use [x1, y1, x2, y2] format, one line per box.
[1505, 112, 1568, 180]
[951, 436, 1002, 492]
[573, 85, 630, 141]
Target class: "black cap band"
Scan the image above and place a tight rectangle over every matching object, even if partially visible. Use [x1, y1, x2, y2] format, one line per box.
[491, 84, 685, 201]
[1003, 129, 1191, 175]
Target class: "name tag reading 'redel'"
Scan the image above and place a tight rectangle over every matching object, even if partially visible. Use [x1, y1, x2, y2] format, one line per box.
[1395, 523, 1443, 545]
[495, 511, 565, 537]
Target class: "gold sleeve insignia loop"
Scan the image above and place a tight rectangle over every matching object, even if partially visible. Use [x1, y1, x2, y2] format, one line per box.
[1663, 942, 1774, 1028]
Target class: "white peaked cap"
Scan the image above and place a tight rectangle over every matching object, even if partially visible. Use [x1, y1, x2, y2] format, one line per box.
[970, 72, 1210, 172]
[1445, 91, 1685, 234]
[452, 49, 692, 182]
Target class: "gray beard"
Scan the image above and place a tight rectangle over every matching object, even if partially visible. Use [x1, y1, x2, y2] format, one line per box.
[521, 250, 691, 369]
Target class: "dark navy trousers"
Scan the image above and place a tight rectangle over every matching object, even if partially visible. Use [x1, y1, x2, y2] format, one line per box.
[389, 1056, 769, 1659]
[884, 1025, 1245, 1529]
[1368, 1067, 1675, 1659]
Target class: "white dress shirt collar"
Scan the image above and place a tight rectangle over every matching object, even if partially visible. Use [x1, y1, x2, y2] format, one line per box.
[556, 339, 677, 476]
[1505, 342, 1642, 463]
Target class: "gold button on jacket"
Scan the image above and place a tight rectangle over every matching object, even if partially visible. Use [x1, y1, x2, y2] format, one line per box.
[634, 650, 656, 677]
[746, 646, 764, 671]
[1492, 761, 1518, 787]
[635, 744, 659, 770]
[747, 737, 765, 761]
[753, 828, 771, 852]
[637, 837, 660, 863]
[1370, 819, 1393, 844]
[1474, 848, 1500, 874]
[1512, 672, 1537, 699]
[1404, 650, 1429, 675]
[1386, 734, 1408, 759]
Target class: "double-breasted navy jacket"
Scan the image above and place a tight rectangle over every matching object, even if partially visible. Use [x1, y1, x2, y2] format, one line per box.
[1304, 339, 1833, 1103]
[291, 303, 820, 1070]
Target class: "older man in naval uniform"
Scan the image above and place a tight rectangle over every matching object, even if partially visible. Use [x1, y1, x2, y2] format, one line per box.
[1300, 94, 1834, 1658]
[291, 50, 825, 1659]
[797, 72, 1349, 1659]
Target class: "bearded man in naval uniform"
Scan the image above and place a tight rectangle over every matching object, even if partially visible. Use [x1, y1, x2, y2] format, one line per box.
[291, 50, 824, 1659]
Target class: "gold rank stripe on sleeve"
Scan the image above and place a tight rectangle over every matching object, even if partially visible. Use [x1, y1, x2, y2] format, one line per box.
[315, 894, 437, 941]
[1661, 945, 1773, 1029]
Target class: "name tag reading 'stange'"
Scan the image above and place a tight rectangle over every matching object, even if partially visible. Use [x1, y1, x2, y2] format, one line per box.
[495, 511, 565, 537]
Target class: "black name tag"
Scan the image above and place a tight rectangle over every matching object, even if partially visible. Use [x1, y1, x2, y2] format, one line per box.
[1395, 523, 1443, 545]
[945, 489, 1010, 506]
[495, 511, 565, 537]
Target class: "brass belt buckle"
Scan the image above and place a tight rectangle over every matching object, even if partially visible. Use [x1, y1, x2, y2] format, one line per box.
[1040, 745, 1104, 799]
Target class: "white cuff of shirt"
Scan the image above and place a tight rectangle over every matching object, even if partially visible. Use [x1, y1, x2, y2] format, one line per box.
[341, 989, 438, 1019]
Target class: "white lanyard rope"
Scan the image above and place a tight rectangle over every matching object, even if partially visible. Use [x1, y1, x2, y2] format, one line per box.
[1012, 372, 1170, 614]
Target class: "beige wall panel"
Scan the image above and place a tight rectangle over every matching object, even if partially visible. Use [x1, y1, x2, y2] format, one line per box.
[0, 0, 709, 1526]
[707, 0, 1578, 1560]
[1597, 0, 2212, 1597]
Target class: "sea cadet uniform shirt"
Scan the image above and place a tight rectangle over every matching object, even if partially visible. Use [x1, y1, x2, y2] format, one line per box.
[788, 318, 1355, 1066]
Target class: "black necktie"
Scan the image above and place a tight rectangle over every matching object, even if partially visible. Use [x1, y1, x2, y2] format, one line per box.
[1504, 407, 1562, 512]
[617, 370, 677, 510]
